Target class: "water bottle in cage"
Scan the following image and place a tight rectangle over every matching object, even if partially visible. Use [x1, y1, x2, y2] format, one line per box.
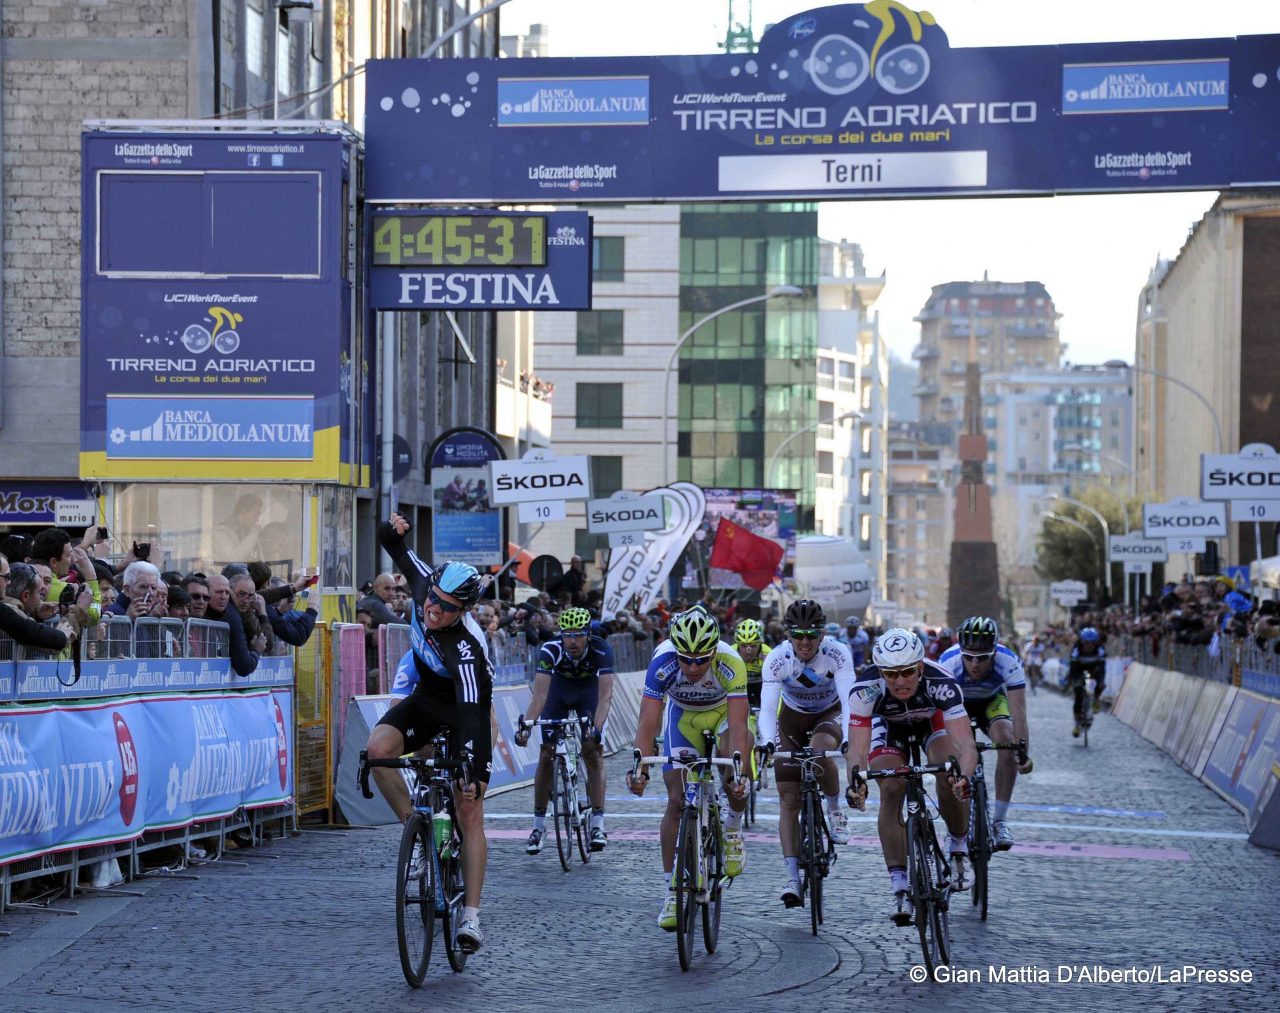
[433, 810, 453, 858]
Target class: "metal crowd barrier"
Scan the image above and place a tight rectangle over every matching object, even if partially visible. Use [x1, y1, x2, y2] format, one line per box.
[187, 617, 230, 659]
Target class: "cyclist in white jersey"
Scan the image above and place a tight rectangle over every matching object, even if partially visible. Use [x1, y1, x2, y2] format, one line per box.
[758, 599, 856, 907]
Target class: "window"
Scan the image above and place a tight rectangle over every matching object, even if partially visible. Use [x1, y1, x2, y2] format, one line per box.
[591, 456, 623, 498]
[592, 236, 625, 282]
[575, 383, 623, 428]
[818, 451, 834, 475]
[576, 310, 624, 355]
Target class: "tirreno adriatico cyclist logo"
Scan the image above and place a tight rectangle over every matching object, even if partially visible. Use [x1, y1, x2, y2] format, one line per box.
[803, 1, 936, 97]
[181, 305, 244, 355]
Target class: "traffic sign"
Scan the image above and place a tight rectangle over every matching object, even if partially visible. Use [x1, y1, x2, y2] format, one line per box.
[1108, 535, 1168, 563]
[1143, 498, 1227, 539]
[1201, 443, 1280, 501]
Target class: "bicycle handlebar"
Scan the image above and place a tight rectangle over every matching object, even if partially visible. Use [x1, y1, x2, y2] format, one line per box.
[774, 749, 846, 761]
[357, 748, 472, 800]
[847, 758, 961, 785]
[631, 747, 743, 781]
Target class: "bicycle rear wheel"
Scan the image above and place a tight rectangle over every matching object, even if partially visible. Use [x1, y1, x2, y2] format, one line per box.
[702, 805, 723, 954]
[931, 837, 952, 965]
[552, 756, 574, 872]
[675, 808, 699, 971]
[907, 814, 942, 977]
[395, 813, 434, 988]
[574, 761, 591, 864]
[441, 847, 469, 972]
[970, 779, 990, 921]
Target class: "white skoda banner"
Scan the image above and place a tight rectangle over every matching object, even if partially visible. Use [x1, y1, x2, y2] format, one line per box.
[587, 491, 667, 535]
[488, 449, 591, 506]
[1143, 498, 1227, 539]
[1108, 535, 1169, 563]
[1201, 443, 1280, 501]
[601, 482, 705, 620]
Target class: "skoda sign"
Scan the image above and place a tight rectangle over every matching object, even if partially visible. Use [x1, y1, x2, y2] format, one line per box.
[1143, 498, 1227, 539]
[1108, 535, 1168, 563]
[586, 492, 666, 535]
[489, 451, 591, 506]
[1201, 444, 1280, 501]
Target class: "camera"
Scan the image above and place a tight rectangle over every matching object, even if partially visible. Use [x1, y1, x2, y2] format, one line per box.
[133, 540, 151, 561]
[97, 526, 109, 541]
[57, 582, 79, 614]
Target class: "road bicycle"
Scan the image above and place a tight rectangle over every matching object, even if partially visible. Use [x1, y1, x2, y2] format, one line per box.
[774, 744, 844, 936]
[520, 712, 592, 870]
[967, 730, 1027, 921]
[633, 731, 742, 972]
[1067, 670, 1100, 747]
[359, 734, 471, 988]
[851, 746, 960, 978]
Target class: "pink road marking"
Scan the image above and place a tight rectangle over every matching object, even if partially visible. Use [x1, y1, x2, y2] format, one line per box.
[484, 828, 1189, 860]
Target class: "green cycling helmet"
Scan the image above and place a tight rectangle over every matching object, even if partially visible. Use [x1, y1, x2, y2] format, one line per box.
[733, 618, 764, 645]
[669, 608, 720, 656]
[558, 607, 592, 632]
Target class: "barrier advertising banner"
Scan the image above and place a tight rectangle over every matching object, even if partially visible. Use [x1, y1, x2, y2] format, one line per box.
[0, 688, 293, 866]
[1201, 690, 1280, 814]
[80, 131, 358, 482]
[365, 5, 1279, 203]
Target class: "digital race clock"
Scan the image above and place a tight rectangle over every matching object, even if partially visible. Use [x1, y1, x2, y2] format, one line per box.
[371, 213, 548, 268]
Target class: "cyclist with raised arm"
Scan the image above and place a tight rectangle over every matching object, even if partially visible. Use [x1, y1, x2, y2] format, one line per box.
[363, 512, 492, 953]
[627, 607, 750, 930]
[1068, 626, 1107, 735]
[845, 628, 977, 926]
[759, 599, 857, 907]
[938, 616, 1033, 851]
[514, 607, 616, 854]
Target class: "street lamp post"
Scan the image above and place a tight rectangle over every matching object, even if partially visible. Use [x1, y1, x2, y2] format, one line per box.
[1043, 511, 1102, 601]
[766, 409, 863, 488]
[1043, 493, 1111, 601]
[660, 285, 804, 484]
[1104, 359, 1223, 455]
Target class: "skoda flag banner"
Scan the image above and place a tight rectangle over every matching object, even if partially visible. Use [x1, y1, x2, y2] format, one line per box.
[365, 4, 1279, 204]
[1143, 498, 1228, 539]
[602, 482, 706, 620]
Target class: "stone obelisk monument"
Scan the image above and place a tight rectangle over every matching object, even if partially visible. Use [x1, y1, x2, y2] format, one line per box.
[947, 317, 1002, 625]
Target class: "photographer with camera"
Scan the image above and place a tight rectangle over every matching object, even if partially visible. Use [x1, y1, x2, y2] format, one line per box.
[0, 557, 72, 652]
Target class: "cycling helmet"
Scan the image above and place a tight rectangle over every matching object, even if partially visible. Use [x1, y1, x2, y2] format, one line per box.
[733, 618, 765, 645]
[872, 628, 925, 669]
[843, 615, 861, 628]
[669, 608, 721, 656]
[432, 561, 483, 605]
[825, 622, 841, 636]
[558, 607, 592, 632]
[784, 599, 826, 630]
[1079, 626, 1100, 643]
[957, 616, 998, 653]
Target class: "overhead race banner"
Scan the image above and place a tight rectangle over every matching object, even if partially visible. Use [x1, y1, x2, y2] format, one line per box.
[365, 3, 1280, 203]
[80, 131, 359, 483]
[602, 482, 706, 619]
[368, 210, 592, 310]
[1143, 498, 1228, 539]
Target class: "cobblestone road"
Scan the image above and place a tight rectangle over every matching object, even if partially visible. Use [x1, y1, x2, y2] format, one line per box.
[2, 688, 1277, 1011]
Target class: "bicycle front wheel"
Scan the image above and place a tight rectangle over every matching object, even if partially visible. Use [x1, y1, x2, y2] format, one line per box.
[441, 848, 469, 973]
[574, 761, 591, 864]
[800, 791, 822, 936]
[675, 807, 700, 971]
[395, 813, 435, 988]
[970, 779, 990, 921]
[702, 805, 723, 954]
[907, 813, 942, 977]
[552, 756, 574, 872]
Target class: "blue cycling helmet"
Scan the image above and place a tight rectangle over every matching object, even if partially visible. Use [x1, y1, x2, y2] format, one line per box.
[1079, 626, 1100, 643]
[432, 561, 483, 605]
[825, 622, 841, 636]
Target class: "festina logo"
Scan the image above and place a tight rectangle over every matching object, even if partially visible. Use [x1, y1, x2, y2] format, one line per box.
[398, 273, 560, 306]
[495, 473, 585, 492]
[590, 506, 661, 524]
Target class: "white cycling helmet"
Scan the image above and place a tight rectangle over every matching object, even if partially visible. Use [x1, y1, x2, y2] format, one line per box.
[872, 627, 925, 669]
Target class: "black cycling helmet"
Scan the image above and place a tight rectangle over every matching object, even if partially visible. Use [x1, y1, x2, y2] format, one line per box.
[957, 615, 998, 653]
[784, 599, 826, 630]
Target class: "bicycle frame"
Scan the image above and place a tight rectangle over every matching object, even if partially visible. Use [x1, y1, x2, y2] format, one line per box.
[775, 747, 843, 934]
[527, 712, 593, 868]
[969, 731, 1027, 921]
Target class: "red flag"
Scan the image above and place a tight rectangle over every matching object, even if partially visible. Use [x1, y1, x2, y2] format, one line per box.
[708, 517, 784, 590]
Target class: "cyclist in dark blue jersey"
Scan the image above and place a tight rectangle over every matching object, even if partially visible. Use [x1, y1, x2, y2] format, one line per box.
[515, 607, 616, 853]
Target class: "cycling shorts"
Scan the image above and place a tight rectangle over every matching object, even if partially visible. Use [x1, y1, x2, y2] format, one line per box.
[663, 698, 729, 773]
[775, 702, 842, 784]
[539, 676, 601, 745]
[869, 712, 946, 762]
[376, 681, 493, 788]
[964, 690, 1011, 736]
